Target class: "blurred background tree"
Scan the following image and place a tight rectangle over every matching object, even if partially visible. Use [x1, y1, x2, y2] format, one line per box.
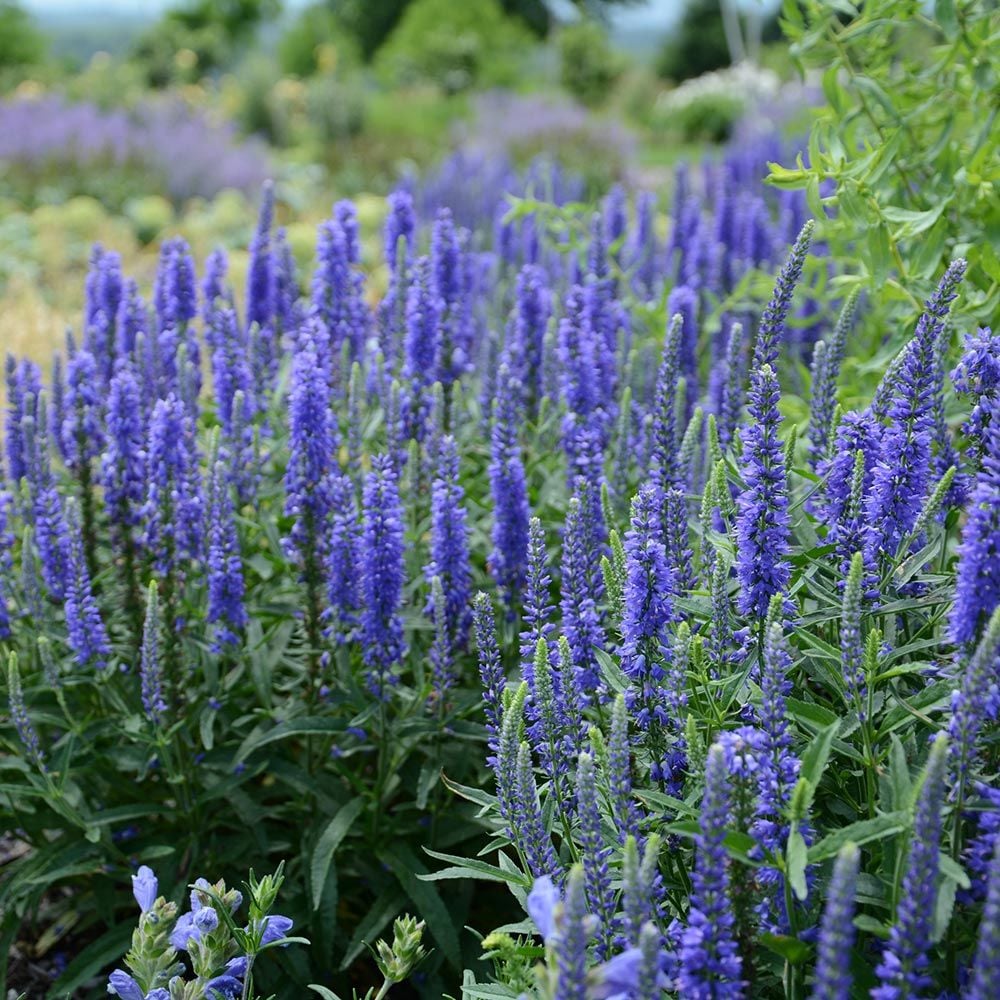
[0, 0, 46, 70]
[558, 18, 625, 106]
[133, 0, 282, 85]
[658, 0, 782, 81]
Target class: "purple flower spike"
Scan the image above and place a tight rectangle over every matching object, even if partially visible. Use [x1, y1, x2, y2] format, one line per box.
[873, 734, 947, 999]
[735, 364, 790, 619]
[678, 743, 743, 998]
[812, 843, 860, 1000]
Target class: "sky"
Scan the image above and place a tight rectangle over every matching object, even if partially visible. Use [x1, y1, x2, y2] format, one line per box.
[21, 0, 782, 36]
[21, 0, 690, 28]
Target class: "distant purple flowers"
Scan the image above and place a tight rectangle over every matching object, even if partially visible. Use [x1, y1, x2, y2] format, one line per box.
[0, 96, 270, 202]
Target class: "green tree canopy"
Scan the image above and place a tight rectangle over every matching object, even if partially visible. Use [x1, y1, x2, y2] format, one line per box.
[0, 1, 46, 70]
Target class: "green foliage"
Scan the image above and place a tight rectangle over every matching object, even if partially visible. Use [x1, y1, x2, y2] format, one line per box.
[132, 0, 282, 85]
[773, 0, 1000, 324]
[557, 20, 624, 108]
[376, 0, 532, 94]
[278, 3, 359, 78]
[657, 0, 785, 82]
[662, 90, 745, 143]
[0, 1, 45, 70]
[334, 0, 549, 61]
[656, 0, 732, 82]
[0, 381, 503, 996]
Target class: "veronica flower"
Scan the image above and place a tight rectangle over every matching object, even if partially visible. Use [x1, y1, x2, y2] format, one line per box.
[83, 244, 123, 383]
[663, 487, 695, 593]
[379, 188, 416, 364]
[312, 215, 369, 370]
[142, 394, 202, 575]
[246, 180, 275, 336]
[49, 354, 67, 465]
[62, 498, 111, 670]
[678, 743, 742, 998]
[101, 366, 146, 538]
[873, 734, 947, 999]
[521, 516, 556, 690]
[284, 324, 336, 565]
[830, 547, 868, 710]
[577, 752, 616, 958]
[514, 740, 561, 881]
[650, 313, 684, 494]
[620, 834, 663, 948]
[430, 208, 470, 388]
[947, 607, 1000, 793]
[753, 619, 801, 929]
[489, 364, 530, 610]
[474, 592, 505, 762]
[752, 221, 814, 369]
[7, 653, 44, 771]
[808, 292, 859, 468]
[402, 256, 440, 441]
[208, 303, 254, 437]
[526, 638, 576, 784]
[666, 284, 699, 398]
[153, 236, 198, 335]
[206, 458, 247, 650]
[715, 320, 746, 453]
[325, 471, 360, 643]
[630, 191, 657, 299]
[61, 348, 105, 478]
[273, 227, 300, 337]
[620, 485, 674, 726]
[0, 494, 11, 639]
[608, 694, 643, 844]
[360, 455, 406, 698]
[949, 420, 1000, 647]
[23, 403, 69, 599]
[865, 260, 966, 562]
[561, 495, 606, 697]
[735, 364, 790, 619]
[969, 837, 1000, 1000]
[116, 278, 148, 362]
[137, 581, 167, 726]
[811, 843, 860, 1000]
[819, 411, 880, 546]
[559, 285, 609, 469]
[951, 326, 1000, 466]
[510, 264, 551, 410]
[202, 247, 230, 327]
[5, 356, 41, 484]
[424, 435, 472, 658]
[554, 864, 589, 997]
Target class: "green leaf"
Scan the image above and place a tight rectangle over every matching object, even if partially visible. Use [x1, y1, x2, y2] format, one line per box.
[761, 932, 812, 964]
[379, 844, 462, 970]
[422, 849, 532, 887]
[935, 0, 958, 37]
[235, 717, 348, 762]
[854, 914, 890, 938]
[310, 797, 364, 910]
[307, 987, 343, 1000]
[867, 224, 892, 287]
[933, 876, 957, 944]
[799, 718, 840, 790]
[787, 829, 810, 901]
[939, 853, 971, 891]
[48, 922, 133, 996]
[338, 888, 406, 971]
[808, 812, 908, 862]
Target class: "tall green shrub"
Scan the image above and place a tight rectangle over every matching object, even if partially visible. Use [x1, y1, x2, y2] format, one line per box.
[771, 0, 999, 324]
